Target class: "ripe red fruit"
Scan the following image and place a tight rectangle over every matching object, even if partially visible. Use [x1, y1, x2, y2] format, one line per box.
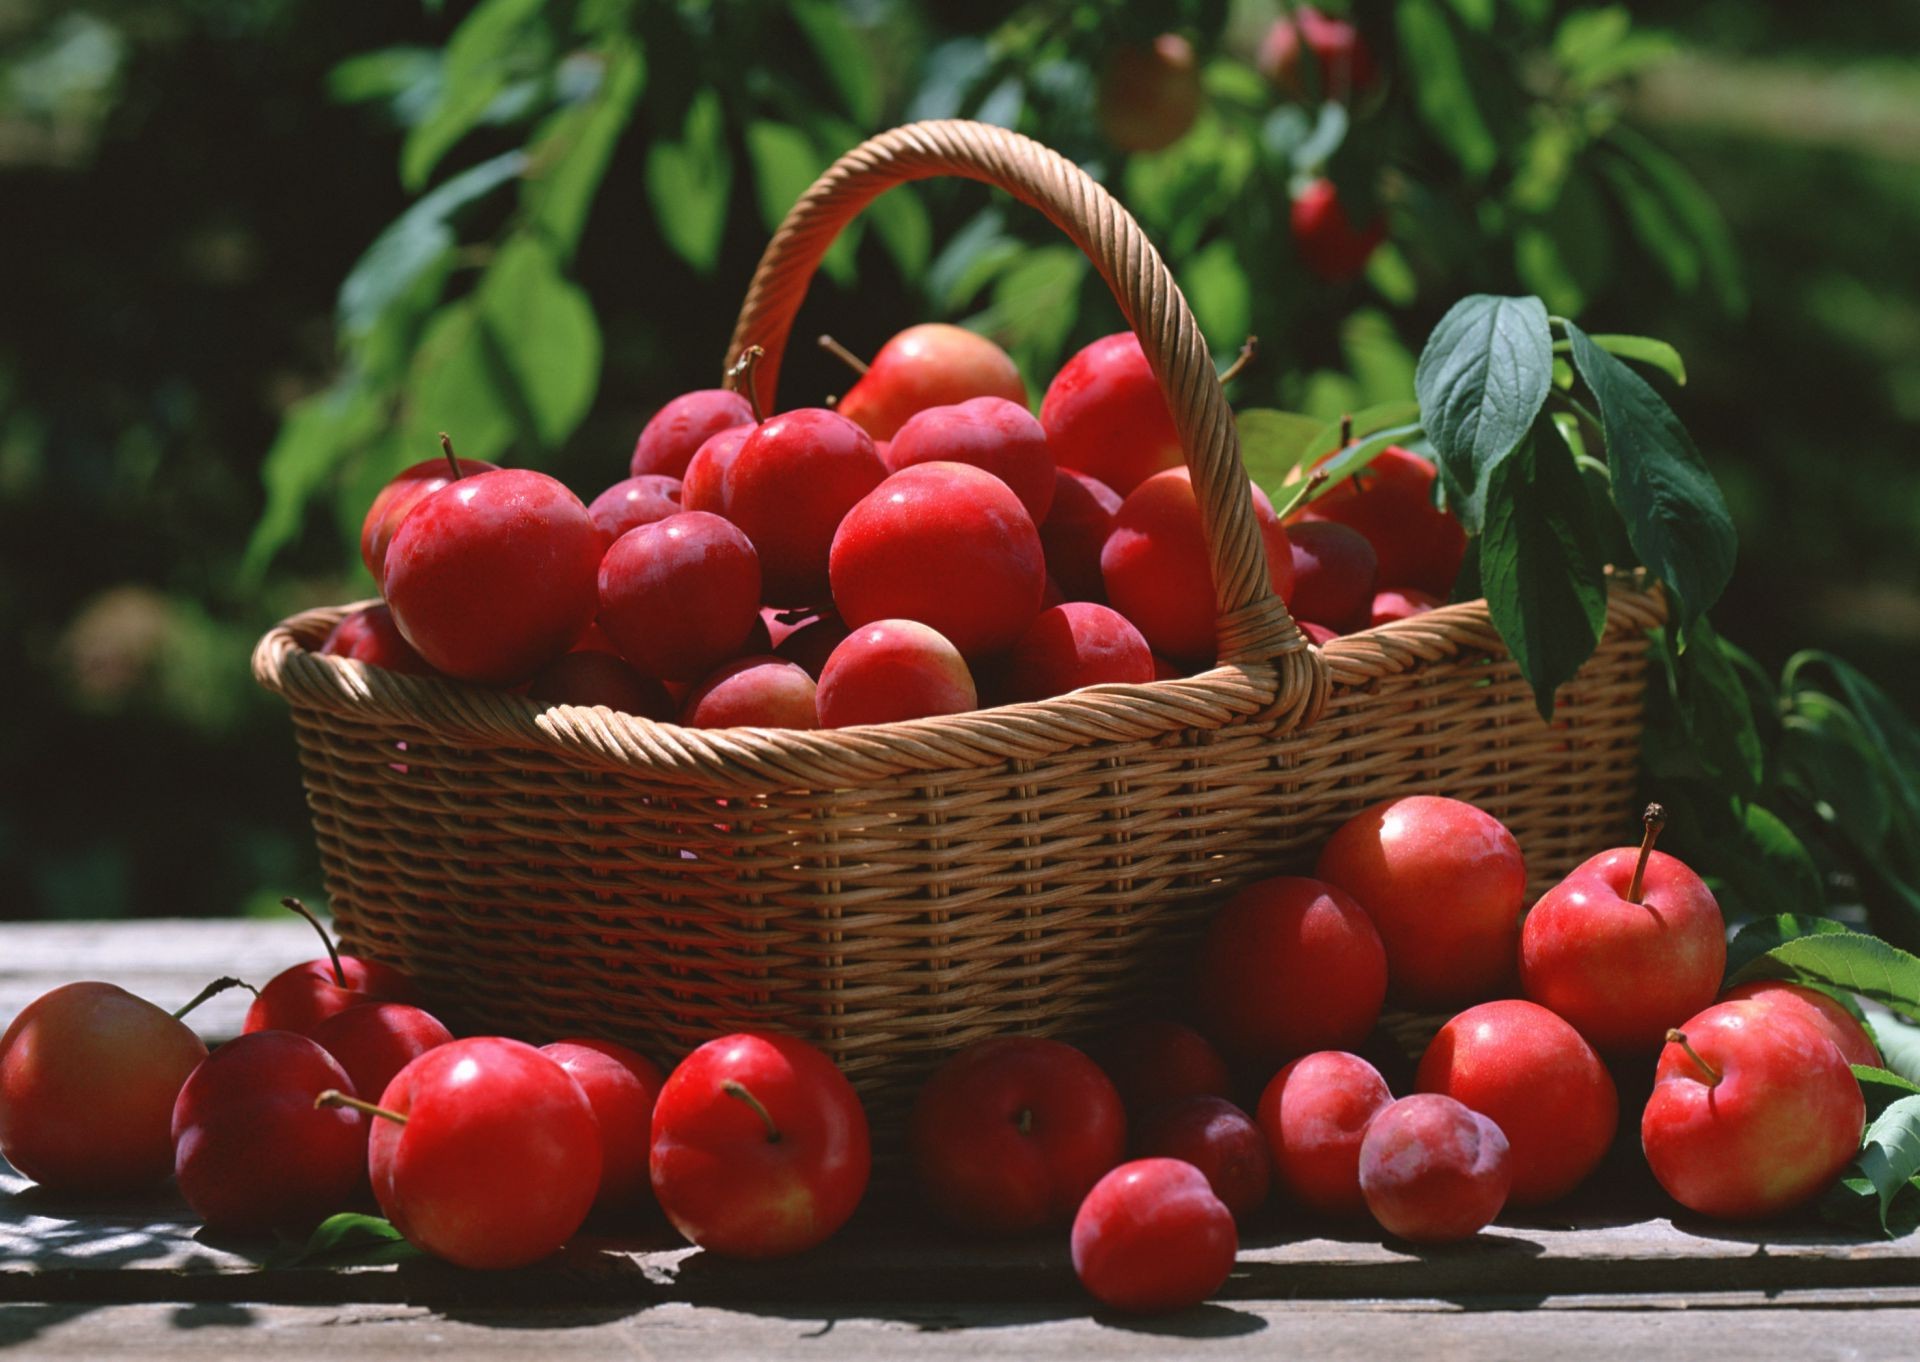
[816, 620, 977, 727]
[383, 468, 603, 684]
[1071, 1158, 1237, 1313]
[1718, 981, 1882, 1069]
[682, 424, 754, 515]
[1257, 1050, 1393, 1218]
[911, 1036, 1126, 1234]
[1040, 333, 1183, 494]
[1642, 1001, 1865, 1221]
[651, 1031, 870, 1258]
[1369, 587, 1442, 627]
[1040, 468, 1123, 602]
[1521, 805, 1726, 1054]
[1093, 1019, 1233, 1118]
[1133, 1096, 1271, 1220]
[1358, 1094, 1510, 1244]
[1286, 520, 1378, 632]
[630, 389, 755, 479]
[1301, 620, 1340, 646]
[317, 604, 435, 676]
[1096, 34, 1202, 154]
[830, 462, 1046, 657]
[836, 324, 1027, 442]
[724, 408, 886, 603]
[1298, 446, 1465, 598]
[542, 1038, 667, 1218]
[172, 1031, 367, 1233]
[1416, 1000, 1617, 1207]
[588, 474, 684, 542]
[308, 1003, 452, 1115]
[1101, 467, 1297, 664]
[0, 982, 209, 1193]
[884, 396, 1056, 525]
[355, 1037, 601, 1269]
[1290, 178, 1385, 283]
[681, 656, 819, 729]
[772, 612, 850, 679]
[597, 512, 761, 682]
[1315, 795, 1527, 1008]
[1258, 6, 1378, 101]
[359, 453, 497, 583]
[1003, 602, 1154, 702]
[1196, 875, 1387, 1066]
[245, 900, 419, 1036]
[527, 650, 676, 719]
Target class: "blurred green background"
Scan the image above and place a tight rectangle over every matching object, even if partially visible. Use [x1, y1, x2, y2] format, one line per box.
[2, 0, 1915, 923]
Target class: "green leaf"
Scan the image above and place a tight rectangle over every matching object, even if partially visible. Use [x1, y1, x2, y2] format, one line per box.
[1876, 1014, 1920, 1087]
[1850, 1095, 1920, 1232]
[1395, 0, 1498, 178]
[743, 121, 856, 286]
[868, 187, 932, 282]
[522, 38, 643, 259]
[1308, 422, 1427, 495]
[1564, 321, 1736, 636]
[401, 303, 518, 464]
[1857, 1065, 1920, 1119]
[1477, 432, 1609, 718]
[1305, 402, 1424, 468]
[1730, 931, 1920, 1023]
[1181, 240, 1252, 351]
[1786, 653, 1920, 835]
[1779, 693, 1896, 851]
[645, 89, 731, 274]
[963, 246, 1085, 377]
[790, 0, 881, 127]
[1725, 801, 1827, 918]
[1237, 410, 1328, 491]
[1607, 126, 1746, 317]
[1662, 616, 1763, 797]
[1561, 333, 1687, 387]
[267, 1212, 423, 1269]
[243, 382, 384, 584]
[1723, 913, 1857, 982]
[474, 235, 601, 449]
[1414, 294, 1554, 533]
[401, 0, 547, 191]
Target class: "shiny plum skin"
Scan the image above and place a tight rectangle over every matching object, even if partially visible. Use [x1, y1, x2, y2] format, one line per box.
[1197, 875, 1387, 1066]
[1041, 469, 1123, 602]
[171, 1031, 368, 1234]
[1314, 796, 1528, 1009]
[772, 613, 851, 679]
[836, 324, 1027, 442]
[725, 409, 887, 604]
[680, 656, 819, 729]
[1133, 1096, 1271, 1220]
[1071, 1158, 1237, 1313]
[1094, 1020, 1233, 1118]
[1101, 468, 1295, 665]
[528, 650, 677, 720]
[0, 982, 208, 1193]
[1298, 446, 1466, 598]
[1370, 588, 1442, 627]
[245, 955, 420, 1037]
[1416, 1000, 1617, 1207]
[1291, 179, 1385, 282]
[1003, 603, 1154, 702]
[884, 397, 1056, 524]
[542, 1039, 667, 1218]
[830, 462, 1046, 658]
[360, 455, 497, 583]
[815, 620, 977, 727]
[682, 425, 754, 516]
[309, 1003, 452, 1117]
[1041, 333, 1184, 495]
[1717, 981, 1882, 1069]
[630, 389, 755, 479]
[588, 474, 685, 543]
[319, 604, 435, 676]
[383, 469, 603, 685]
[1286, 521, 1379, 632]
[1257, 1050, 1394, 1219]
[1358, 1094, 1510, 1244]
[597, 512, 762, 683]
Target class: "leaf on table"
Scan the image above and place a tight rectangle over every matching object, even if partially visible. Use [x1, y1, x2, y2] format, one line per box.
[267, 1212, 423, 1269]
[1848, 1095, 1920, 1233]
[1414, 294, 1553, 533]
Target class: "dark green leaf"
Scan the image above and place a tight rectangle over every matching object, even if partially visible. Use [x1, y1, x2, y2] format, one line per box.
[1779, 693, 1896, 851]
[400, 303, 518, 462]
[1607, 126, 1746, 316]
[268, 1212, 423, 1269]
[868, 187, 932, 282]
[1181, 240, 1251, 351]
[1857, 1065, 1920, 1120]
[1237, 410, 1328, 491]
[1395, 0, 1498, 178]
[1564, 321, 1736, 635]
[1567, 333, 1688, 387]
[1478, 432, 1610, 718]
[1818, 1173, 1920, 1239]
[522, 38, 643, 259]
[1851, 1095, 1920, 1231]
[790, 0, 881, 127]
[1662, 616, 1763, 797]
[329, 46, 439, 112]
[475, 235, 601, 449]
[1786, 652, 1920, 835]
[1309, 422, 1428, 494]
[1723, 913, 1856, 982]
[964, 246, 1084, 377]
[1730, 930, 1920, 1022]
[401, 0, 547, 191]
[1725, 801, 1827, 918]
[242, 382, 384, 584]
[925, 208, 1022, 311]
[906, 38, 993, 122]
[645, 89, 731, 274]
[1876, 1014, 1920, 1087]
[1414, 294, 1554, 533]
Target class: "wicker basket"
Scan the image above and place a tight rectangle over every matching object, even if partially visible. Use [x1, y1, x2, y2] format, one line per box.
[253, 121, 1666, 1126]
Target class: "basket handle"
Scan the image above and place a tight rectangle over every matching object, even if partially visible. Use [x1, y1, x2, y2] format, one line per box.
[723, 119, 1309, 671]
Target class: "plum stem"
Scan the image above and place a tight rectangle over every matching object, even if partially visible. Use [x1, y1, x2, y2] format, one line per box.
[281, 897, 346, 989]
[316, 1089, 408, 1124]
[1339, 412, 1355, 449]
[438, 432, 464, 481]
[817, 333, 870, 377]
[1274, 468, 1330, 521]
[722, 1079, 781, 1143]
[1665, 1029, 1721, 1087]
[726, 345, 767, 423]
[1627, 802, 1667, 904]
[1217, 335, 1259, 385]
[171, 976, 256, 1021]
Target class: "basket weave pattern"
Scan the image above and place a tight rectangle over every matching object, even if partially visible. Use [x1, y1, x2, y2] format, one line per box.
[254, 122, 1667, 1118]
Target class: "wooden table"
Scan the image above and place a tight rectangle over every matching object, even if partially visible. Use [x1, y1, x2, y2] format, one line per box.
[5, 920, 1919, 1359]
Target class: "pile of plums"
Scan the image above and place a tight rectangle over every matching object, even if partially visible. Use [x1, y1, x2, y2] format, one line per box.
[328, 322, 1465, 731]
[0, 797, 1876, 1314]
